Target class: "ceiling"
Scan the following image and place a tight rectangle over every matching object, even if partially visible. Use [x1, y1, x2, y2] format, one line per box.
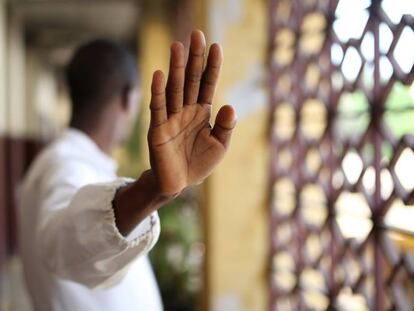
[10, 0, 141, 66]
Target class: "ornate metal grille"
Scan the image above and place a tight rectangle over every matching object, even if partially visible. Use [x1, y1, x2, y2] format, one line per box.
[268, 0, 414, 310]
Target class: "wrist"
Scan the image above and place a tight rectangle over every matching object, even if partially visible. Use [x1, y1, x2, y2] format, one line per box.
[142, 169, 182, 201]
[112, 170, 175, 237]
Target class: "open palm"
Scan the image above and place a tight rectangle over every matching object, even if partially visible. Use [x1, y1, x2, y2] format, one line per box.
[147, 30, 237, 197]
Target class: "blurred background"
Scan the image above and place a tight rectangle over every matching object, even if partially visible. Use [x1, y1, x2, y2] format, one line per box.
[0, 0, 413, 310]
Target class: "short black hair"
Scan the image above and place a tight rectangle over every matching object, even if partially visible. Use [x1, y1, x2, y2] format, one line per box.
[66, 39, 138, 125]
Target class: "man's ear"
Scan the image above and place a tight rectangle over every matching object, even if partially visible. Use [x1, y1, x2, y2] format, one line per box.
[120, 85, 132, 111]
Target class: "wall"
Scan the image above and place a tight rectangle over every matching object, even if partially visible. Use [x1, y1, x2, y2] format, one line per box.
[203, 1, 269, 310]
[0, 6, 48, 310]
[0, 3, 8, 309]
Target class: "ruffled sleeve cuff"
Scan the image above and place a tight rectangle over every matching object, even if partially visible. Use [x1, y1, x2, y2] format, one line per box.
[98, 177, 161, 251]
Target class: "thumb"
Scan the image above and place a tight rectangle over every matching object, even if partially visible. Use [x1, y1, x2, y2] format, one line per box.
[211, 105, 237, 148]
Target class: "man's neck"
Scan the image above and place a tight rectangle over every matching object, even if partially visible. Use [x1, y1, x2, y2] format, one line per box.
[71, 123, 116, 156]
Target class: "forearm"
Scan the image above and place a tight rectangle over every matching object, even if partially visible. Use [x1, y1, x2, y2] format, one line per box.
[112, 169, 175, 236]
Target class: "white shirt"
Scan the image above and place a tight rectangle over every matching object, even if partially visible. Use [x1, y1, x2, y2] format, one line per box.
[18, 129, 163, 311]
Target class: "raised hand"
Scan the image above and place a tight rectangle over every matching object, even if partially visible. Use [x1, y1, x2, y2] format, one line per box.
[147, 30, 237, 197]
[113, 30, 236, 235]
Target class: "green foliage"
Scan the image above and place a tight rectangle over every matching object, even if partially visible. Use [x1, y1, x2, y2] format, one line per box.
[149, 191, 202, 311]
[337, 90, 370, 138]
[125, 111, 143, 161]
[384, 82, 414, 138]
[337, 82, 414, 141]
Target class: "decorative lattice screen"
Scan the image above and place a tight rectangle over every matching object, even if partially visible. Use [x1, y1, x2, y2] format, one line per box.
[267, 0, 414, 310]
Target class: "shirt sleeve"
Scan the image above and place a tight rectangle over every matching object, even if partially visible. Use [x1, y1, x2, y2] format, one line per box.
[35, 161, 161, 289]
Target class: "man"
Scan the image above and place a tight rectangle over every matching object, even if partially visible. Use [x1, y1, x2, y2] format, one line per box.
[18, 30, 236, 311]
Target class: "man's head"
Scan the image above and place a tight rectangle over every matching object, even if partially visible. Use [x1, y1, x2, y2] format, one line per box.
[66, 39, 140, 147]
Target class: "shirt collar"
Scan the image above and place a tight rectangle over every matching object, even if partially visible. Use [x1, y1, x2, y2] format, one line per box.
[63, 128, 118, 174]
